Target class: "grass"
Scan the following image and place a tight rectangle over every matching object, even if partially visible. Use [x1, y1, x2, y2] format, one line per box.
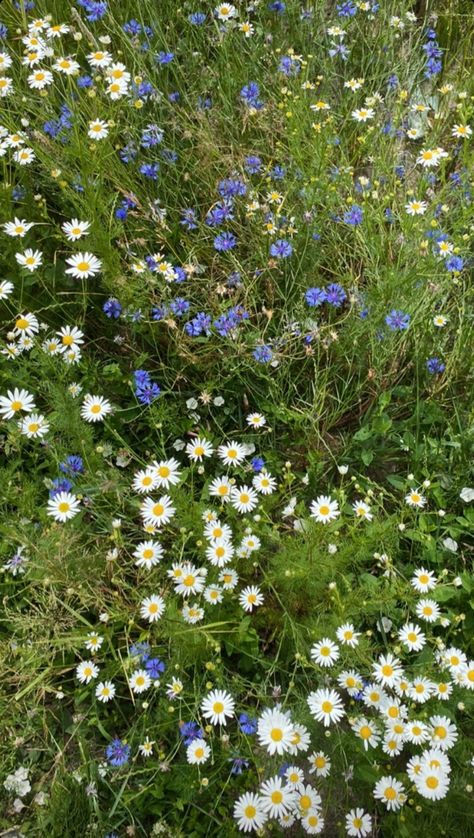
[0, 0, 474, 835]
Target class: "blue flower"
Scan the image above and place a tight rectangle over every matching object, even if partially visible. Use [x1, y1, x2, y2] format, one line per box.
[343, 204, 363, 226]
[325, 283, 347, 308]
[185, 312, 212, 337]
[105, 739, 130, 767]
[385, 310, 410, 331]
[189, 12, 206, 25]
[179, 721, 204, 746]
[49, 478, 73, 498]
[305, 287, 327, 307]
[270, 239, 292, 258]
[253, 345, 273, 363]
[238, 713, 257, 734]
[214, 231, 237, 251]
[139, 162, 159, 179]
[145, 657, 166, 679]
[60, 455, 84, 475]
[426, 357, 445, 374]
[103, 297, 122, 319]
[129, 641, 151, 660]
[244, 155, 262, 174]
[445, 256, 464, 272]
[251, 457, 265, 473]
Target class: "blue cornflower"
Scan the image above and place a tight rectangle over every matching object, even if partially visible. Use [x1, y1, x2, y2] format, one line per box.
[325, 283, 347, 308]
[337, 1, 357, 16]
[136, 383, 161, 404]
[141, 124, 164, 148]
[139, 162, 159, 179]
[189, 12, 206, 24]
[77, 75, 93, 88]
[169, 297, 190, 317]
[0, 23, 8, 39]
[156, 51, 174, 65]
[278, 56, 301, 76]
[251, 457, 265, 473]
[180, 208, 198, 230]
[445, 256, 464, 272]
[218, 178, 247, 198]
[185, 312, 212, 337]
[103, 297, 122, 319]
[214, 231, 237, 251]
[426, 357, 445, 374]
[129, 641, 151, 660]
[270, 239, 292, 258]
[230, 758, 249, 775]
[385, 310, 410, 331]
[49, 478, 73, 498]
[305, 287, 327, 307]
[270, 165, 286, 181]
[240, 82, 264, 109]
[244, 155, 262, 174]
[145, 657, 166, 679]
[105, 739, 130, 767]
[179, 721, 204, 746]
[60, 455, 84, 475]
[268, 1, 285, 11]
[238, 713, 257, 734]
[151, 305, 168, 321]
[343, 204, 363, 226]
[253, 345, 273, 363]
[77, 0, 108, 22]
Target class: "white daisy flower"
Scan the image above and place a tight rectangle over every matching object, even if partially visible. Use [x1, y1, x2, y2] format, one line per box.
[186, 739, 210, 765]
[95, 680, 116, 702]
[80, 394, 113, 422]
[140, 594, 166, 623]
[65, 252, 102, 279]
[76, 660, 99, 684]
[140, 495, 176, 528]
[201, 689, 234, 725]
[47, 491, 80, 522]
[129, 669, 151, 694]
[19, 413, 49, 438]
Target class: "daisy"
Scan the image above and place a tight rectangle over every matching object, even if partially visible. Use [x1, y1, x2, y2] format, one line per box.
[308, 751, 331, 777]
[410, 678, 435, 703]
[14, 312, 39, 337]
[84, 632, 103, 653]
[87, 50, 112, 68]
[3, 218, 35, 237]
[27, 68, 53, 89]
[132, 468, 159, 494]
[414, 766, 449, 800]
[88, 119, 109, 140]
[204, 520, 233, 542]
[65, 252, 102, 279]
[76, 660, 99, 684]
[382, 735, 404, 757]
[201, 689, 235, 725]
[46, 23, 70, 38]
[411, 567, 436, 592]
[460, 660, 474, 689]
[344, 78, 364, 91]
[174, 564, 206, 597]
[0, 280, 14, 300]
[309, 495, 340, 523]
[0, 77, 13, 97]
[337, 670, 363, 697]
[13, 148, 36, 165]
[218, 441, 247, 466]
[362, 684, 386, 709]
[166, 677, 183, 700]
[209, 475, 232, 502]
[215, 4, 238, 21]
[133, 540, 163, 568]
[352, 500, 373, 521]
[47, 492, 80, 522]
[373, 776, 406, 811]
[307, 688, 345, 726]
[372, 653, 403, 687]
[301, 812, 324, 834]
[141, 494, 176, 528]
[405, 200, 427, 216]
[53, 56, 79, 75]
[204, 585, 223, 605]
[239, 585, 264, 612]
[0, 53, 12, 71]
[416, 598, 440, 623]
[352, 107, 375, 121]
[20, 413, 49, 439]
[106, 78, 129, 99]
[57, 326, 84, 351]
[233, 792, 267, 833]
[310, 638, 340, 667]
[16, 248, 42, 271]
[253, 471, 277, 495]
[182, 602, 204, 624]
[186, 739, 211, 765]
[285, 765, 305, 790]
[434, 681, 453, 700]
[106, 62, 131, 83]
[205, 540, 234, 567]
[433, 314, 448, 327]
[231, 485, 258, 514]
[398, 622, 426, 652]
[138, 737, 155, 757]
[417, 148, 443, 168]
[345, 808, 372, 837]
[140, 594, 166, 623]
[421, 748, 452, 774]
[95, 680, 116, 702]
[257, 707, 294, 755]
[186, 436, 214, 462]
[129, 669, 151, 694]
[151, 458, 181, 488]
[246, 412, 266, 428]
[260, 776, 297, 819]
[336, 622, 360, 647]
[441, 647, 467, 673]
[219, 568, 239, 590]
[351, 717, 380, 751]
[405, 721, 430, 745]
[296, 784, 322, 816]
[0, 387, 36, 420]
[405, 488, 426, 507]
[240, 533, 261, 554]
[62, 219, 90, 241]
[429, 716, 458, 750]
[452, 123, 472, 138]
[288, 723, 311, 755]
[80, 395, 113, 422]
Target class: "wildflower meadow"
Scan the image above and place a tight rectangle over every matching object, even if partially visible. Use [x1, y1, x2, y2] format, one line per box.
[1, 0, 474, 835]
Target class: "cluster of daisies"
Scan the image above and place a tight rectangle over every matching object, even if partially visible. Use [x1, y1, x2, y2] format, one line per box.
[229, 565, 472, 833]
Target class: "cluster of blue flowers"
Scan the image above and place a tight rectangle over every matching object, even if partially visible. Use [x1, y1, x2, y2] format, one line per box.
[133, 370, 161, 405]
[50, 455, 84, 498]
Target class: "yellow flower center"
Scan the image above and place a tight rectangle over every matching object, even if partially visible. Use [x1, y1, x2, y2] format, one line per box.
[143, 549, 153, 559]
[244, 805, 256, 818]
[319, 505, 330, 516]
[183, 575, 195, 587]
[158, 466, 170, 477]
[11, 400, 23, 411]
[213, 701, 224, 714]
[270, 728, 283, 742]
[16, 317, 29, 330]
[28, 423, 39, 433]
[90, 404, 101, 414]
[271, 791, 283, 804]
[77, 261, 90, 272]
[195, 445, 204, 456]
[194, 747, 204, 759]
[426, 776, 439, 790]
[300, 795, 311, 810]
[384, 787, 397, 801]
[152, 503, 164, 517]
[382, 664, 393, 677]
[359, 725, 372, 740]
[58, 502, 70, 513]
[321, 701, 333, 713]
